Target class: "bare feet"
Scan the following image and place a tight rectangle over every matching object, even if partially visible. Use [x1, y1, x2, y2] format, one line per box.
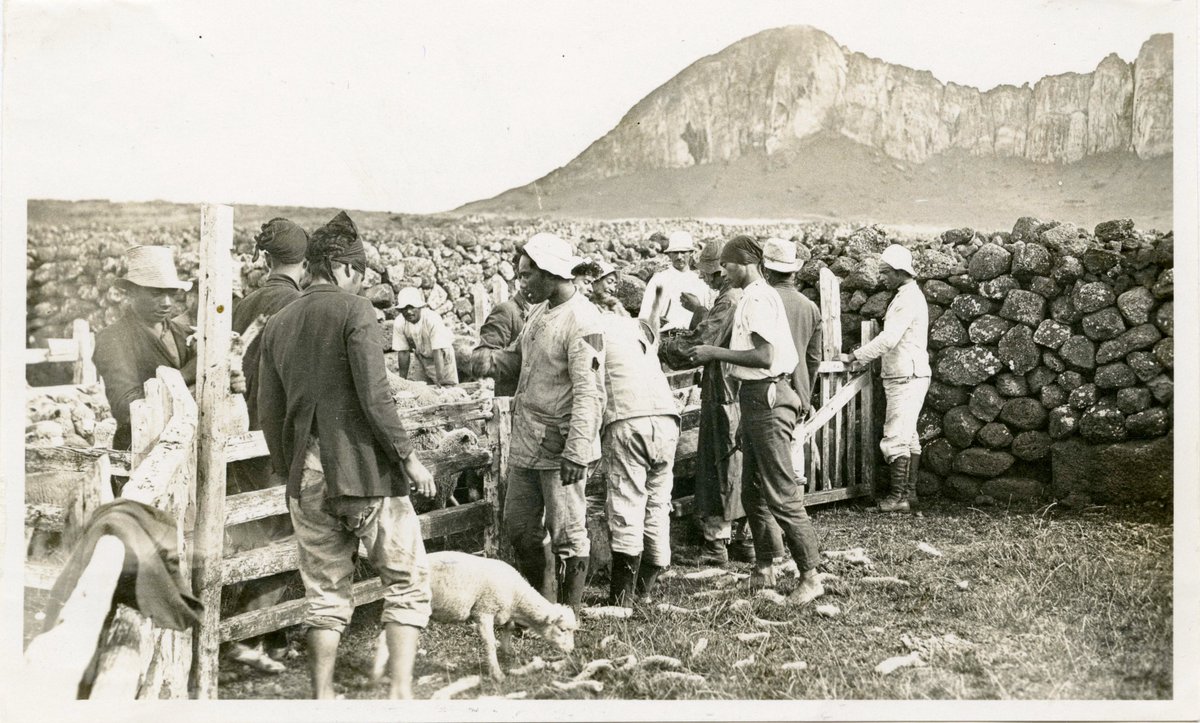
[787, 574, 825, 606]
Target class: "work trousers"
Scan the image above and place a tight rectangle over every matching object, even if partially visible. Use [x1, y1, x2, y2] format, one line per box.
[738, 377, 821, 571]
[504, 466, 591, 562]
[880, 375, 931, 462]
[602, 415, 679, 566]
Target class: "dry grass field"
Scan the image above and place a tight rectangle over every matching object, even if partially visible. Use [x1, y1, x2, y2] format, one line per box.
[220, 499, 1172, 701]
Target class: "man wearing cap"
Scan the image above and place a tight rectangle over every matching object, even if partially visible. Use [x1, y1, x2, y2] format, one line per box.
[689, 235, 825, 604]
[393, 287, 459, 387]
[596, 288, 678, 605]
[837, 244, 930, 513]
[258, 211, 435, 699]
[761, 238, 823, 483]
[588, 259, 627, 316]
[639, 231, 711, 332]
[94, 245, 198, 450]
[225, 217, 309, 669]
[493, 232, 606, 608]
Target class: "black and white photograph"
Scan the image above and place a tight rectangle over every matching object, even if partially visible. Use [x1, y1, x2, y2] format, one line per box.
[1, 1, 1196, 719]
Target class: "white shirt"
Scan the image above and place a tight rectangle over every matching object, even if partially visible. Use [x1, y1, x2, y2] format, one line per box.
[392, 308, 454, 357]
[727, 279, 798, 381]
[639, 267, 713, 332]
[852, 280, 931, 378]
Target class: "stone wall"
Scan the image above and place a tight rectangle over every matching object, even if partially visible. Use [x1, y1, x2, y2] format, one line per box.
[793, 217, 1173, 506]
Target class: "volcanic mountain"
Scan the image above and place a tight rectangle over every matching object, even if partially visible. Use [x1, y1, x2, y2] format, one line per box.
[456, 26, 1173, 231]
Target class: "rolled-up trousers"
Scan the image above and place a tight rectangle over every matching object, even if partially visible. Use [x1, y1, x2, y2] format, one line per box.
[880, 376, 931, 463]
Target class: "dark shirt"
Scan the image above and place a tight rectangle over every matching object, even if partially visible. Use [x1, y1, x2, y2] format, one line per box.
[258, 284, 413, 499]
[94, 312, 197, 449]
[771, 281, 823, 414]
[473, 295, 529, 397]
[232, 273, 303, 428]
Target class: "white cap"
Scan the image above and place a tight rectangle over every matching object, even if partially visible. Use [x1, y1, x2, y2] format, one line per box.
[762, 237, 800, 273]
[119, 245, 192, 291]
[879, 244, 916, 276]
[664, 231, 695, 253]
[394, 287, 426, 309]
[594, 259, 617, 280]
[523, 233, 578, 279]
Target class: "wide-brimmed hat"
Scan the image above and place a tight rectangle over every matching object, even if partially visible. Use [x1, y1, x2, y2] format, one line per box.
[522, 233, 578, 280]
[118, 245, 192, 291]
[664, 231, 695, 254]
[880, 244, 916, 276]
[762, 237, 800, 273]
[394, 287, 426, 309]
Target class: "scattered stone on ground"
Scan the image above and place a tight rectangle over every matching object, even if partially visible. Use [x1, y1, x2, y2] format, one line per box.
[916, 542, 944, 557]
[815, 604, 841, 618]
[736, 632, 770, 643]
[875, 652, 926, 675]
[782, 661, 809, 671]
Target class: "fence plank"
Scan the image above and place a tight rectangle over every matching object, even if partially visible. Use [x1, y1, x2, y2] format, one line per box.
[220, 578, 384, 643]
[861, 320, 880, 494]
[190, 202, 234, 700]
[73, 319, 98, 385]
[24, 446, 130, 475]
[800, 373, 869, 438]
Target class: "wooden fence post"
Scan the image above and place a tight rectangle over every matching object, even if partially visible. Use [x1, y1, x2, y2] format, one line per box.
[471, 282, 491, 336]
[73, 319, 97, 385]
[484, 397, 512, 559]
[860, 320, 880, 493]
[191, 203, 234, 699]
[817, 268, 843, 491]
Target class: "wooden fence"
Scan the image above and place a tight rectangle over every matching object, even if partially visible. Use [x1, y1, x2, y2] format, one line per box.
[25, 318, 98, 390]
[23, 366, 198, 699]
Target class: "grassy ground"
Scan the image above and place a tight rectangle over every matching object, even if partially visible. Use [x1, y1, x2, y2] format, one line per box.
[219, 500, 1172, 700]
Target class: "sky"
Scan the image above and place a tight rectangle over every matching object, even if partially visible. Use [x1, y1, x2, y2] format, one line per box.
[1, 0, 1191, 214]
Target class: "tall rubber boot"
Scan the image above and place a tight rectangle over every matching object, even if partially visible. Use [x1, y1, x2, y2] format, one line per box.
[907, 452, 922, 509]
[878, 456, 911, 512]
[558, 556, 590, 609]
[516, 546, 555, 601]
[635, 560, 665, 602]
[608, 552, 640, 606]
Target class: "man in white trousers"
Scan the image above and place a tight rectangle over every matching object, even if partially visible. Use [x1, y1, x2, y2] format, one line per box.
[838, 244, 930, 512]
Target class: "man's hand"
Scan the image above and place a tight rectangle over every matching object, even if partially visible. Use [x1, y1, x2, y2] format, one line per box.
[836, 352, 855, 365]
[561, 458, 587, 485]
[229, 369, 247, 395]
[403, 455, 437, 499]
[689, 344, 720, 365]
[679, 291, 703, 313]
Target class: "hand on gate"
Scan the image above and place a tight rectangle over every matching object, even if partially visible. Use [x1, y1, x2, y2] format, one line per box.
[229, 368, 247, 395]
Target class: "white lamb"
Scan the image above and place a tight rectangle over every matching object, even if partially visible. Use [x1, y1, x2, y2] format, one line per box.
[371, 551, 578, 682]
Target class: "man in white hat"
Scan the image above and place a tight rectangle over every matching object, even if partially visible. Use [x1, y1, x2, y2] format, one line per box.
[838, 243, 930, 512]
[762, 238, 823, 486]
[94, 245, 198, 450]
[393, 287, 458, 387]
[491, 232, 607, 609]
[639, 230, 711, 332]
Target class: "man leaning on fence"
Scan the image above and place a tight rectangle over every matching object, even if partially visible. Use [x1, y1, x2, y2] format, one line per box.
[258, 211, 437, 699]
[838, 244, 930, 513]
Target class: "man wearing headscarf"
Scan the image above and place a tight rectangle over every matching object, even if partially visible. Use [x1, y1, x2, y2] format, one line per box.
[258, 210, 435, 699]
[222, 217, 310, 670]
[689, 235, 825, 605]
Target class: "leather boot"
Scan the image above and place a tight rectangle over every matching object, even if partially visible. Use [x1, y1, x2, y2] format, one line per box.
[635, 560, 665, 602]
[557, 556, 590, 609]
[608, 552, 640, 606]
[878, 456, 911, 512]
[697, 538, 729, 566]
[728, 538, 756, 563]
[516, 546, 555, 601]
[907, 452, 922, 508]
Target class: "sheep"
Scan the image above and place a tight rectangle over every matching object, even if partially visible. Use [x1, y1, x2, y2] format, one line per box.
[371, 551, 578, 682]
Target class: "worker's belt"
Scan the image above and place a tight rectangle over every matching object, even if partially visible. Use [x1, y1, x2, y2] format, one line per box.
[737, 374, 788, 386]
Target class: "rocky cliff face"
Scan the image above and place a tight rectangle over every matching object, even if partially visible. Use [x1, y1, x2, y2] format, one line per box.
[552, 27, 1172, 182]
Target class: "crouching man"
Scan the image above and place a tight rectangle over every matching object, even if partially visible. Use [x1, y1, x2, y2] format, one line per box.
[258, 211, 436, 699]
[689, 236, 825, 605]
[598, 287, 679, 605]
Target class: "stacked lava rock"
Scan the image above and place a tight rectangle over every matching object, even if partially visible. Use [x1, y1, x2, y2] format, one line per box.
[804, 218, 1172, 506]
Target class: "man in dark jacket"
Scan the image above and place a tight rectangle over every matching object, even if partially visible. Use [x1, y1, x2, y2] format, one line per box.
[258, 211, 436, 699]
[224, 217, 309, 670]
[94, 245, 198, 450]
[468, 252, 531, 397]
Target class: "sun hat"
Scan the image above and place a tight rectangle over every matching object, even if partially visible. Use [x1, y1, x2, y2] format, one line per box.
[394, 287, 426, 309]
[879, 244, 916, 276]
[118, 245, 192, 291]
[762, 237, 801, 273]
[522, 233, 578, 280]
[664, 231, 696, 254]
[594, 259, 617, 280]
